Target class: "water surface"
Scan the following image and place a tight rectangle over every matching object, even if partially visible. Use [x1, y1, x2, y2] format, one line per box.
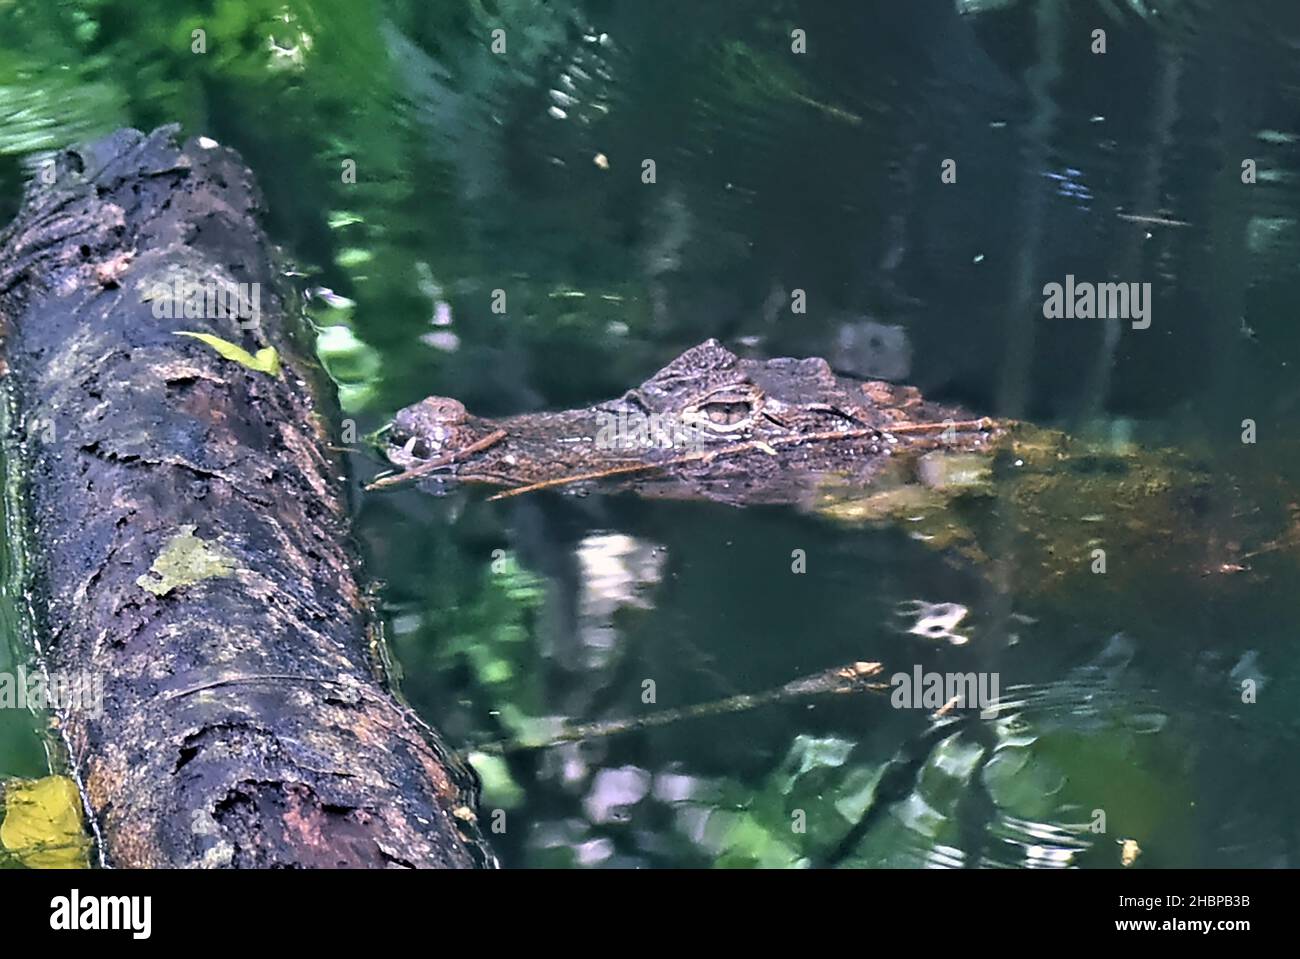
[2, 0, 1300, 868]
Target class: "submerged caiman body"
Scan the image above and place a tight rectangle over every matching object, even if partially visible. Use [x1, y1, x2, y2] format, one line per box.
[380, 339, 1297, 603]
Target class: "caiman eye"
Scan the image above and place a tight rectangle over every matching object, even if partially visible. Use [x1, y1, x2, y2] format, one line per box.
[400, 435, 433, 459]
[704, 401, 750, 425]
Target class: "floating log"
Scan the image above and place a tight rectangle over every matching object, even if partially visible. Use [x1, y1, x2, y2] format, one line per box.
[0, 127, 492, 868]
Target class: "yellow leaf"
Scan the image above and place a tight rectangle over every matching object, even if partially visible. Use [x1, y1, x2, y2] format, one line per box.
[1, 775, 91, 869]
[174, 331, 280, 376]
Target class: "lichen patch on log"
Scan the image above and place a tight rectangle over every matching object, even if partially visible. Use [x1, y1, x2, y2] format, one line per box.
[136, 525, 236, 596]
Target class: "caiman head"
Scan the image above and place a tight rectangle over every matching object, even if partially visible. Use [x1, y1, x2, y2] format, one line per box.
[387, 396, 473, 469]
[380, 339, 1003, 495]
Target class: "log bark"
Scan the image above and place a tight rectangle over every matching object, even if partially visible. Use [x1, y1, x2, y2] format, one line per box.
[0, 127, 492, 868]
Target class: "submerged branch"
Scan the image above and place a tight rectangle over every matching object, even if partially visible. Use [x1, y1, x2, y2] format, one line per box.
[364, 428, 508, 490]
[473, 661, 887, 755]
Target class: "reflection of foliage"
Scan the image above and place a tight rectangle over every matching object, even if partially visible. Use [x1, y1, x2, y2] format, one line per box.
[836, 731, 988, 868]
[0, 0, 484, 408]
[686, 735, 886, 868]
[312, 323, 382, 412]
[419, 549, 550, 743]
[663, 697, 1192, 869]
[0, 0, 899, 408]
[389, 522, 1196, 868]
[0, 2, 127, 156]
[714, 40, 861, 126]
[674, 732, 982, 869]
[979, 713, 1192, 866]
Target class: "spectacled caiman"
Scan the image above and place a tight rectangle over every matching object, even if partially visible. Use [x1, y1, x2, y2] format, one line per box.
[374, 339, 1297, 603]
[377, 338, 997, 497]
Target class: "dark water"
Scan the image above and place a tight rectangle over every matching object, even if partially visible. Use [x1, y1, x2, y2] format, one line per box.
[3, 0, 1300, 868]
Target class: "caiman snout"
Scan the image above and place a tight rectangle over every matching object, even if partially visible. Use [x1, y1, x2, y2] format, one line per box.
[388, 396, 470, 467]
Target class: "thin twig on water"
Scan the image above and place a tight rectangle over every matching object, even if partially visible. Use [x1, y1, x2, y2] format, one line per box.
[486, 418, 995, 501]
[472, 661, 886, 755]
[365, 429, 508, 490]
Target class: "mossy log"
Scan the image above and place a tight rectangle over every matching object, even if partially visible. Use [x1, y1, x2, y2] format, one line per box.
[0, 127, 492, 868]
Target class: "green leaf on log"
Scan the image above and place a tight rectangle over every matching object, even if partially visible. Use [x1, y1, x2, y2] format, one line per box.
[174, 331, 280, 376]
